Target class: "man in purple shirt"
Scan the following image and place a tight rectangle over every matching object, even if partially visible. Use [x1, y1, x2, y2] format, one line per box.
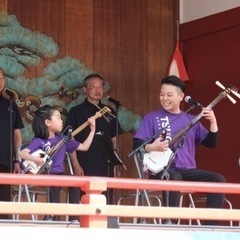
[133, 75, 226, 225]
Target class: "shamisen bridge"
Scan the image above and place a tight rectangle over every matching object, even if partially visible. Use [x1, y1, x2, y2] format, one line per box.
[0, 173, 240, 240]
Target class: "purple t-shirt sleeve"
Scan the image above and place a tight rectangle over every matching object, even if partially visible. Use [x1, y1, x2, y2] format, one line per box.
[26, 138, 43, 153]
[66, 139, 80, 153]
[134, 112, 156, 140]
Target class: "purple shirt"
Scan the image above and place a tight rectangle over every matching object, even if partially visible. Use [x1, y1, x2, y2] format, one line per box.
[27, 135, 80, 174]
[134, 108, 208, 169]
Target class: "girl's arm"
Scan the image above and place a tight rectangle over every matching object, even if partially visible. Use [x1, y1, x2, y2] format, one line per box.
[19, 148, 45, 166]
[76, 117, 95, 151]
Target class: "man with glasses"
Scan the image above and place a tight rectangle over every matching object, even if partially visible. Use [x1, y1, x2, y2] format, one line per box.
[65, 73, 122, 223]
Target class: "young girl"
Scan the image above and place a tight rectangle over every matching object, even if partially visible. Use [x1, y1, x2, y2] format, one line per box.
[19, 105, 95, 220]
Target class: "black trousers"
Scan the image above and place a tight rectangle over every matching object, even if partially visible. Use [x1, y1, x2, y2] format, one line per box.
[151, 168, 226, 225]
[0, 165, 11, 219]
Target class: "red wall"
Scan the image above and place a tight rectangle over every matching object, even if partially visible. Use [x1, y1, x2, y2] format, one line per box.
[180, 7, 240, 209]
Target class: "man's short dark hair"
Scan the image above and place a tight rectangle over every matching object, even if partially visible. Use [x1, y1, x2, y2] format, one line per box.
[83, 73, 105, 87]
[162, 75, 186, 93]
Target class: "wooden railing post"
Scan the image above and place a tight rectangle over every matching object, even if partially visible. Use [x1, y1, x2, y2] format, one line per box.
[80, 179, 107, 228]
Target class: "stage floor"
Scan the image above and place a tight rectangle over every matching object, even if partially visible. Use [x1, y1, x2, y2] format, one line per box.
[0, 220, 240, 240]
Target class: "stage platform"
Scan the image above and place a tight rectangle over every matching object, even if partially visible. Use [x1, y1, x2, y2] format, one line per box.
[0, 220, 240, 240]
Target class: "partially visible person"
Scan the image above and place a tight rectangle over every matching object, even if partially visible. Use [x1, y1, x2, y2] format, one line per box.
[65, 73, 123, 217]
[19, 105, 95, 220]
[133, 75, 226, 225]
[0, 68, 24, 219]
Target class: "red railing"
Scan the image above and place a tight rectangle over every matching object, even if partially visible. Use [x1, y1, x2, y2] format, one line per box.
[1, 173, 240, 228]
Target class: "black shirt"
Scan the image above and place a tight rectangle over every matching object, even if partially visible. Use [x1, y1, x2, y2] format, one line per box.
[65, 98, 122, 177]
[0, 97, 24, 168]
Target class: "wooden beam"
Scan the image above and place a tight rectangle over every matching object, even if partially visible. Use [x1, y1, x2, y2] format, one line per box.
[1, 202, 240, 222]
